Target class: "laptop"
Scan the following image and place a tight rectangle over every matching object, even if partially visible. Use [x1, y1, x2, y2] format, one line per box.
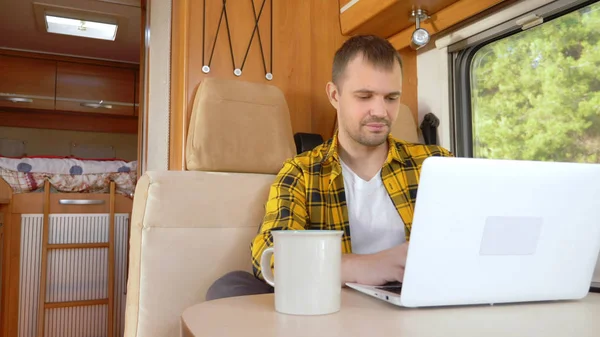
[346, 156, 600, 307]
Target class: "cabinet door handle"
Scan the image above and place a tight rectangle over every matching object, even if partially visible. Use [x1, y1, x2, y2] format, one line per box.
[59, 199, 105, 205]
[0, 96, 33, 103]
[80, 100, 113, 109]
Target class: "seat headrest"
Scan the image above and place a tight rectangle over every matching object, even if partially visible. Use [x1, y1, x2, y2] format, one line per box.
[332, 103, 419, 143]
[391, 104, 419, 143]
[185, 77, 296, 174]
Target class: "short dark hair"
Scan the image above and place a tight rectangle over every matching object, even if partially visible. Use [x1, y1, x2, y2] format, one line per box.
[332, 35, 403, 87]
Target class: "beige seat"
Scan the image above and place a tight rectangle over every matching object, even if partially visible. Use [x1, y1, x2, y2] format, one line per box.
[392, 104, 420, 143]
[123, 77, 296, 337]
[123, 78, 425, 337]
[332, 103, 420, 143]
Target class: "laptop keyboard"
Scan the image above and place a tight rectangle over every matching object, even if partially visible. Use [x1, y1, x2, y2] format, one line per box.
[375, 281, 403, 295]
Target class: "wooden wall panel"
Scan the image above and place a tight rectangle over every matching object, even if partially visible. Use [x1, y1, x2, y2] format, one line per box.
[399, 48, 419, 125]
[169, 0, 420, 169]
[170, 0, 347, 169]
[184, 0, 312, 135]
[185, 0, 312, 134]
[193, 0, 312, 129]
[311, 1, 349, 139]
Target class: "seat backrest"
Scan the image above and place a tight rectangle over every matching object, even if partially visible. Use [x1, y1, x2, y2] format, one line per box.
[124, 77, 296, 337]
[332, 103, 419, 143]
[185, 77, 296, 173]
[391, 104, 419, 143]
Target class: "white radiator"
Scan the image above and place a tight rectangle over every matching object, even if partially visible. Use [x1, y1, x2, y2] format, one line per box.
[19, 214, 130, 337]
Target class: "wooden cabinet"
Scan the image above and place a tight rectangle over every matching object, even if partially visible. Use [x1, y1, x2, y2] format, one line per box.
[0, 51, 139, 134]
[55, 62, 136, 116]
[0, 53, 138, 117]
[134, 70, 140, 116]
[0, 212, 4, 330]
[0, 55, 56, 110]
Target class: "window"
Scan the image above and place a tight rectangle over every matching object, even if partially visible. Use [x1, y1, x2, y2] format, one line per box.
[452, 0, 600, 163]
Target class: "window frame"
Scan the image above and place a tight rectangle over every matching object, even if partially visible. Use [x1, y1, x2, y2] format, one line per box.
[448, 0, 598, 158]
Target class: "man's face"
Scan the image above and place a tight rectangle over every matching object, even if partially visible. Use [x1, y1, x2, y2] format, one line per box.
[329, 55, 402, 147]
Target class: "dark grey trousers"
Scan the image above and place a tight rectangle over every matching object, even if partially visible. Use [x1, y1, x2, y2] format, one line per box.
[205, 270, 274, 301]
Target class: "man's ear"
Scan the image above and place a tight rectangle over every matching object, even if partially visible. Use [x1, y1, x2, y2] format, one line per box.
[326, 82, 340, 110]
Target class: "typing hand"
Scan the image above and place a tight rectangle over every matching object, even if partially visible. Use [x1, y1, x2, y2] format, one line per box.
[342, 242, 409, 286]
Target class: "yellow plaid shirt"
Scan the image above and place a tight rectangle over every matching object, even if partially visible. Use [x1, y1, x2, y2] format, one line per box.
[250, 133, 453, 280]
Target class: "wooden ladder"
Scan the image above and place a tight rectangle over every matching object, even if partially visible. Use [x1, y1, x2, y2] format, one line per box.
[37, 180, 116, 337]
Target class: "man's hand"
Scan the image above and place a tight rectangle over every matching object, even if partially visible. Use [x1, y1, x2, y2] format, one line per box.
[341, 243, 409, 286]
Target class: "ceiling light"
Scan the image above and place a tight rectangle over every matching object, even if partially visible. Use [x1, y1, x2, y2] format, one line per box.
[410, 9, 431, 50]
[412, 28, 430, 46]
[45, 15, 118, 41]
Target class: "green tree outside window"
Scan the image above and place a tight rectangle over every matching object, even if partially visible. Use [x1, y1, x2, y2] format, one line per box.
[471, 2, 600, 163]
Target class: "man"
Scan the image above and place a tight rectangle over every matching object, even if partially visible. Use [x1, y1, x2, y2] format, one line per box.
[206, 34, 452, 301]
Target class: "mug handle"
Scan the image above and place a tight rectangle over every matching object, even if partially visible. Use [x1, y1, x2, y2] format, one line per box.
[260, 247, 275, 287]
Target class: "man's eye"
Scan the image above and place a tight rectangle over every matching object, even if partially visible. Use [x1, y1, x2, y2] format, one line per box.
[386, 96, 400, 101]
[357, 95, 371, 100]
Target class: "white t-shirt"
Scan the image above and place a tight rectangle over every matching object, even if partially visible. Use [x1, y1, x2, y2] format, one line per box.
[340, 159, 406, 255]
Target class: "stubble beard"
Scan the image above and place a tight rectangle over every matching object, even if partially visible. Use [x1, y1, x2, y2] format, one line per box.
[349, 124, 390, 147]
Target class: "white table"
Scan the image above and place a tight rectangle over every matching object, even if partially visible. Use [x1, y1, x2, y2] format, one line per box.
[181, 289, 600, 337]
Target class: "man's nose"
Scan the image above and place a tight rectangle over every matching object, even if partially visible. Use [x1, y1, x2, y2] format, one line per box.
[369, 97, 387, 117]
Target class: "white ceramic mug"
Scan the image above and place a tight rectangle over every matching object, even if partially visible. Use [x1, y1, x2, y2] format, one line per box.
[260, 230, 343, 315]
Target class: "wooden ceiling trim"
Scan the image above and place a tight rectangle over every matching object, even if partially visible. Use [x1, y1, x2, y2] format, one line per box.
[388, 0, 507, 50]
[339, 0, 354, 9]
[93, 0, 141, 7]
[0, 49, 139, 69]
[339, 0, 397, 35]
[0, 109, 138, 134]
